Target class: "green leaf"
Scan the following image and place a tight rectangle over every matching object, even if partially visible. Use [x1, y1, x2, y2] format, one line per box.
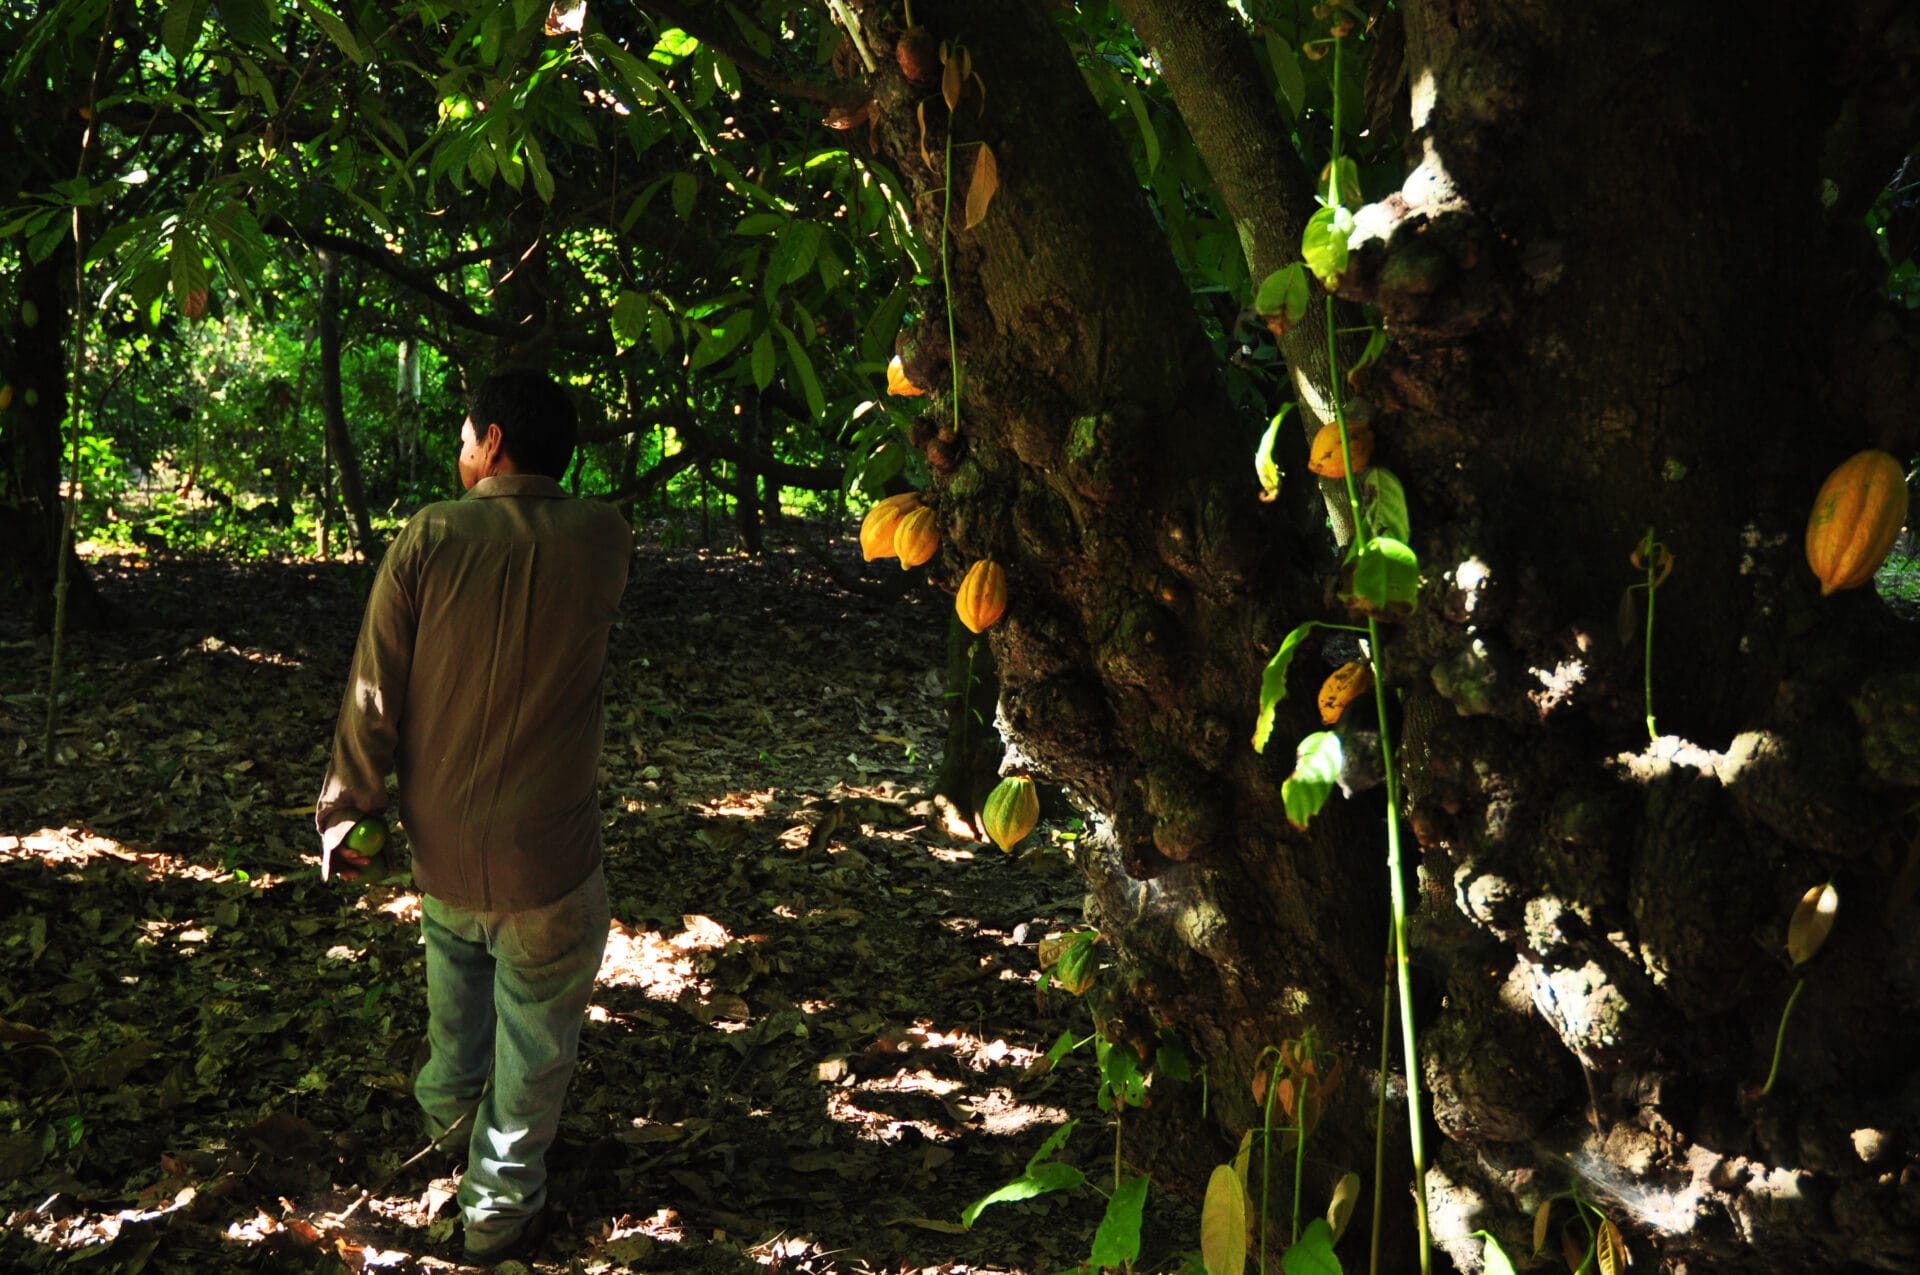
[775, 321, 826, 421]
[1254, 263, 1309, 331]
[1253, 620, 1322, 753]
[294, 0, 368, 65]
[750, 328, 776, 391]
[688, 313, 751, 371]
[1475, 1231, 1518, 1275]
[1255, 403, 1293, 501]
[163, 0, 211, 61]
[523, 132, 555, 203]
[1095, 1036, 1146, 1110]
[1344, 536, 1420, 618]
[648, 305, 675, 357]
[1361, 468, 1410, 543]
[1279, 1218, 1342, 1275]
[1201, 1164, 1248, 1275]
[610, 291, 649, 351]
[218, 0, 275, 47]
[671, 172, 698, 220]
[1114, 75, 1161, 177]
[961, 1143, 1085, 1228]
[1282, 732, 1344, 829]
[1325, 156, 1361, 209]
[1267, 33, 1306, 116]
[736, 212, 785, 236]
[1089, 1175, 1150, 1268]
[861, 283, 913, 364]
[1302, 205, 1354, 288]
[1153, 1032, 1191, 1082]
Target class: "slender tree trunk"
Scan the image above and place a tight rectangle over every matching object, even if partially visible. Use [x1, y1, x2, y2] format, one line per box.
[1, 246, 107, 632]
[318, 249, 375, 556]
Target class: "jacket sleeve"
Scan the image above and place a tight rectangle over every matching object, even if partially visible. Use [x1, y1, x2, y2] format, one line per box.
[315, 528, 420, 853]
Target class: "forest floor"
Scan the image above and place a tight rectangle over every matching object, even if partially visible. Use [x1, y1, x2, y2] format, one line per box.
[0, 525, 1199, 1274]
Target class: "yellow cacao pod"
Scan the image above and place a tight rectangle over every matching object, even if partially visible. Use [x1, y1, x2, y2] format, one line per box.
[956, 559, 1008, 633]
[1805, 449, 1909, 596]
[1308, 421, 1372, 479]
[859, 492, 921, 561]
[893, 505, 940, 569]
[982, 775, 1040, 852]
[886, 354, 927, 397]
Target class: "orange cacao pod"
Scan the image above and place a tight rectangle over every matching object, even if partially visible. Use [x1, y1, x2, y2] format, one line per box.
[1308, 421, 1372, 478]
[1805, 449, 1909, 596]
[1317, 661, 1373, 725]
[955, 559, 1008, 633]
[886, 354, 926, 397]
[859, 492, 921, 561]
[982, 775, 1040, 852]
[893, 505, 940, 569]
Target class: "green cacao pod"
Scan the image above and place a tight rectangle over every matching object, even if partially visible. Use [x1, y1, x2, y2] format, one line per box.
[981, 775, 1039, 853]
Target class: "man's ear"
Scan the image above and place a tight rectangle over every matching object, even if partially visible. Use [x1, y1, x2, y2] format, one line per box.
[484, 422, 506, 458]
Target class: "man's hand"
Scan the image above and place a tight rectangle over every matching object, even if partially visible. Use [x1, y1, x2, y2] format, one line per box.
[322, 815, 388, 882]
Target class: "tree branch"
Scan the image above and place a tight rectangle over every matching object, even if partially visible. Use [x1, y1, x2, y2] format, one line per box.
[625, 0, 868, 109]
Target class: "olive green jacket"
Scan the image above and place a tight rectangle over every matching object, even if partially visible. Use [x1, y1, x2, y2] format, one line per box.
[316, 474, 632, 910]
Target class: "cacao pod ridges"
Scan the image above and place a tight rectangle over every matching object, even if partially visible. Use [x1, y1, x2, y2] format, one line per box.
[982, 775, 1040, 853]
[956, 559, 1008, 633]
[1804, 449, 1909, 596]
[860, 491, 922, 561]
[894, 505, 940, 569]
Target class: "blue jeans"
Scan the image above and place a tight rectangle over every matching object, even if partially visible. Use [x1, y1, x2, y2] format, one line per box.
[414, 863, 608, 1255]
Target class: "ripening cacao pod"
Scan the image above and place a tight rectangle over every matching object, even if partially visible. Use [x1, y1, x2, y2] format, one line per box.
[982, 775, 1040, 852]
[886, 354, 927, 397]
[1308, 421, 1372, 478]
[859, 491, 921, 561]
[894, 505, 940, 569]
[1805, 449, 1908, 595]
[1317, 660, 1373, 725]
[955, 559, 1007, 633]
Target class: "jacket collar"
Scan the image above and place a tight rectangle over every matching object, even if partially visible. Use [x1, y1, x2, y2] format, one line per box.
[465, 474, 568, 500]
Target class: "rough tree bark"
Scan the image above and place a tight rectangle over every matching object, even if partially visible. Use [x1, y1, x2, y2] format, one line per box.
[854, 0, 1920, 1271]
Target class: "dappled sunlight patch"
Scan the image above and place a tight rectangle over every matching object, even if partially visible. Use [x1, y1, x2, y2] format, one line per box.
[598, 917, 701, 998]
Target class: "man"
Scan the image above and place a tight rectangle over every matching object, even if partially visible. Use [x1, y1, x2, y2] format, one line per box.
[315, 370, 632, 1264]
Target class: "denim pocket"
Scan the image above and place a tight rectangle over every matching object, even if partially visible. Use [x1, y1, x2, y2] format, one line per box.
[497, 865, 607, 967]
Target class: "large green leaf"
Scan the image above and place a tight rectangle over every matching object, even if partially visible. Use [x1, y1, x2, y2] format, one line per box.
[163, 0, 211, 61]
[774, 321, 826, 421]
[1343, 536, 1420, 619]
[1302, 205, 1354, 288]
[218, 0, 275, 48]
[294, 0, 367, 65]
[1089, 1175, 1150, 1268]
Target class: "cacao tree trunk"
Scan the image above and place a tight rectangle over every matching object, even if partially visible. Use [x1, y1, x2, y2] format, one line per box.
[856, 1, 1920, 1271]
[317, 249, 376, 556]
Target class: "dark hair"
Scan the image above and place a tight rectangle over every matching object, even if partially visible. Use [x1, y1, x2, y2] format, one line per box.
[467, 371, 577, 480]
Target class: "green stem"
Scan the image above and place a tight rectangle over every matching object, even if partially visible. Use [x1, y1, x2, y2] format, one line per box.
[1762, 977, 1806, 1095]
[1643, 536, 1658, 740]
[1325, 32, 1431, 1273]
[941, 119, 961, 431]
[1291, 1073, 1310, 1245]
[1368, 924, 1392, 1275]
[1259, 1053, 1280, 1275]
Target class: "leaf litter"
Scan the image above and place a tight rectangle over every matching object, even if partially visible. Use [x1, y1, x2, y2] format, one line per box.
[0, 536, 1195, 1273]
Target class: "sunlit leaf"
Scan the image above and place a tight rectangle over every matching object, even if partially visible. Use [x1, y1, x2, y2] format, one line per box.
[1282, 731, 1344, 828]
[1114, 74, 1161, 176]
[1200, 1164, 1248, 1275]
[610, 291, 649, 351]
[1302, 204, 1354, 288]
[1477, 1229, 1519, 1275]
[1254, 263, 1310, 338]
[1786, 882, 1838, 966]
[1279, 1218, 1341, 1275]
[1253, 621, 1323, 753]
[1597, 1217, 1629, 1275]
[294, 0, 367, 65]
[1089, 1175, 1149, 1268]
[1343, 536, 1419, 619]
[1317, 661, 1372, 726]
[1255, 403, 1293, 500]
[959, 1158, 1085, 1227]
[964, 144, 998, 230]
[1362, 467, 1410, 543]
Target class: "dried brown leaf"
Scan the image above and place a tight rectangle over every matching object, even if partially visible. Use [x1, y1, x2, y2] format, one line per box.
[965, 143, 998, 230]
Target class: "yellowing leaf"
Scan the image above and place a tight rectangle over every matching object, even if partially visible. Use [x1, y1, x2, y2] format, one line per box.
[1325, 1171, 1361, 1243]
[942, 46, 963, 112]
[1786, 882, 1838, 966]
[965, 144, 998, 231]
[1597, 1217, 1630, 1274]
[917, 100, 932, 170]
[1532, 1199, 1553, 1256]
[1200, 1164, 1247, 1275]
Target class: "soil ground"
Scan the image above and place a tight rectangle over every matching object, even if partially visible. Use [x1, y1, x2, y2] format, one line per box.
[0, 528, 1199, 1274]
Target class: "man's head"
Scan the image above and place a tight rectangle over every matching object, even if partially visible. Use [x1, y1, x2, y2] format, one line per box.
[459, 371, 578, 489]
